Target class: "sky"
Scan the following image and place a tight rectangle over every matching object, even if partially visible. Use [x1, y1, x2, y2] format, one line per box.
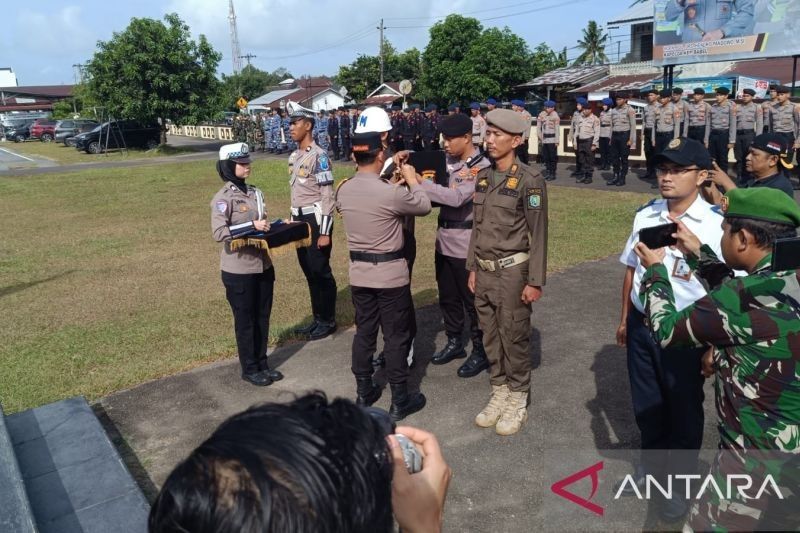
[0, 0, 638, 87]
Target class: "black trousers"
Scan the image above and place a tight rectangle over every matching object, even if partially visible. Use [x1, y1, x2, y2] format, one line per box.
[435, 252, 482, 344]
[775, 132, 798, 180]
[222, 268, 275, 375]
[686, 126, 705, 143]
[654, 131, 673, 158]
[734, 130, 755, 179]
[599, 137, 611, 168]
[576, 139, 594, 177]
[610, 131, 631, 175]
[329, 136, 340, 158]
[643, 128, 655, 177]
[403, 228, 417, 344]
[542, 143, 557, 175]
[421, 137, 438, 151]
[626, 308, 705, 476]
[515, 140, 530, 164]
[351, 285, 413, 385]
[291, 213, 337, 324]
[340, 136, 352, 160]
[708, 130, 730, 172]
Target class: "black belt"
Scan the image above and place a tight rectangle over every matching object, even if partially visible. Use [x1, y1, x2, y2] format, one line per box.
[688, 125, 704, 129]
[543, 133, 555, 138]
[612, 130, 630, 135]
[736, 129, 754, 134]
[656, 130, 673, 135]
[438, 218, 473, 230]
[349, 250, 404, 263]
[710, 129, 728, 134]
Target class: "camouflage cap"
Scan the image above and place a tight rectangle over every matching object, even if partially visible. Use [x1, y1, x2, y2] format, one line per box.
[721, 188, 800, 227]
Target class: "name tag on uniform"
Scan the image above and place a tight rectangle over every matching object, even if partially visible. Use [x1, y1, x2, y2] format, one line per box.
[671, 258, 693, 282]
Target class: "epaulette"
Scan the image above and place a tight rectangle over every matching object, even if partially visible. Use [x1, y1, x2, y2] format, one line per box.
[635, 197, 659, 213]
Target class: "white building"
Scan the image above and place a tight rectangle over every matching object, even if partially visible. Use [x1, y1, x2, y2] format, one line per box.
[0, 68, 18, 87]
[605, 0, 654, 64]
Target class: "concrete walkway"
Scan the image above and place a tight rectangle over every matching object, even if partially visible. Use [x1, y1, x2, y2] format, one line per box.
[99, 255, 720, 532]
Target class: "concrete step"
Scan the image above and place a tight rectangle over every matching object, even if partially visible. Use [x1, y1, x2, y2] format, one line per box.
[0, 403, 37, 532]
[5, 397, 149, 533]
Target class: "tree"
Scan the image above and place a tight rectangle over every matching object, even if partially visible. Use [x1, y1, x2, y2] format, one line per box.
[51, 83, 103, 119]
[459, 27, 535, 101]
[334, 40, 421, 101]
[573, 20, 609, 65]
[85, 13, 222, 144]
[530, 43, 568, 78]
[418, 15, 483, 103]
[219, 65, 293, 110]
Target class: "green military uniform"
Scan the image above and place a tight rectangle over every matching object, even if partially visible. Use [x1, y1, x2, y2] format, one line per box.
[640, 188, 800, 531]
[467, 161, 548, 393]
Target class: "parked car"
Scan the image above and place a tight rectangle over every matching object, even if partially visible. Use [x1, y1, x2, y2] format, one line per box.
[73, 120, 161, 154]
[55, 119, 99, 146]
[29, 119, 59, 142]
[3, 119, 36, 142]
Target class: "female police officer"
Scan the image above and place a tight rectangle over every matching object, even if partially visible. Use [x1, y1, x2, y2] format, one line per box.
[211, 142, 284, 386]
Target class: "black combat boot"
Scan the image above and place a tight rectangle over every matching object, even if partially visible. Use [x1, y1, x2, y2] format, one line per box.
[581, 173, 593, 184]
[263, 360, 284, 382]
[607, 171, 619, 186]
[389, 383, 426, 421]
[294, 318, 319, 336]
[356, 377, 382, 407]
[431, 335, 466, 365]
[616, 170, 626, 187]
[457, 341, 490, 378]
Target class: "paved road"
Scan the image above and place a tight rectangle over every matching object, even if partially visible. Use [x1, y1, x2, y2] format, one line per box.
[99, 255, 720, 532]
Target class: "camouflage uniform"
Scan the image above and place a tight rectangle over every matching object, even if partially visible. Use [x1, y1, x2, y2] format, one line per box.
[317, 113, 330, 154]
[641, 245, 800, 531]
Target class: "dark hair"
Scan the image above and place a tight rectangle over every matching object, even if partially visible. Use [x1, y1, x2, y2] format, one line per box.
[727, 217, 797, 248]
[148, 392, 394, 533]
[353, 148, 381, 166]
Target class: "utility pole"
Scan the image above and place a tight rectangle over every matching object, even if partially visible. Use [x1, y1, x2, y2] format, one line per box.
[72, 64, 85, 84]
[378, 19, 385, 85]
[239, 53, 256, 67]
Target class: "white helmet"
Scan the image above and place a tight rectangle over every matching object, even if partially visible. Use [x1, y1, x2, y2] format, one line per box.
[354, 106, 392, 133]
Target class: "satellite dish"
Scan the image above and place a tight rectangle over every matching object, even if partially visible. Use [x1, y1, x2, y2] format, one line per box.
[339, 86, 348, 97]
[399, 79, 413, 95]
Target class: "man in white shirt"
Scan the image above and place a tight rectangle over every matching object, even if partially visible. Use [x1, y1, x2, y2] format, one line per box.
[616, 138, 722, 523]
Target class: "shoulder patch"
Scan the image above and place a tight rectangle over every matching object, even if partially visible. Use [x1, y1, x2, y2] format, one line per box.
[215, 201, 227, 213]
[318, 153, 331, 172]
[710, 204, 723, 215]
[526, 188, 542, 209]
[635, 197, 659, 213]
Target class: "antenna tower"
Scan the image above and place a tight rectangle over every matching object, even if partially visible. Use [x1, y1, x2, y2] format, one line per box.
[228, 0, 243, 74]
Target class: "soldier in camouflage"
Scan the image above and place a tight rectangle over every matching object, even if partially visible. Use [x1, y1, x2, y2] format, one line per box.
[635, 187, 800, 532]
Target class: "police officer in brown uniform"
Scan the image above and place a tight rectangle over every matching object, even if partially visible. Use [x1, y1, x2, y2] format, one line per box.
[734, 88, 764, 183]
[706, 87, 736, 173]
[609, 93, 637, 186]
[599, 98, 613, 171]
[467, 109, 548, 436]
[684, 88, 711, 143]
[769, 85, 800, 184]
[211, 143, 284, 386]
[671, 87, 690, 135]
[761, 84, 779, 133]
[423, 113, 492, 377]
[470, 103, 486, 148]
[336, 132, 431, 421]
[287, 104, 338, 340]
[652, 89, 681, 159]
[538, 100, 560, 181]
[642, 88, 659, 181]
[573, 99, 600, 184]
[512, 99, 532, 164]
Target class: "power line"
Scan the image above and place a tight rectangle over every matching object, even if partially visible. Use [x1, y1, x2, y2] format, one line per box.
[385, 0, 554, 21]
[257, 22, 379, 61]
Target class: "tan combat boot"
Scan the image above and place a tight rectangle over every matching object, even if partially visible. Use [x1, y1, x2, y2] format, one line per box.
[475, 384, 510, 428]
[495, 390, 529, 436]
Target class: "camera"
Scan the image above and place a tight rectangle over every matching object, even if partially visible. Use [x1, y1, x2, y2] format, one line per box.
[365, 407, 423, 474]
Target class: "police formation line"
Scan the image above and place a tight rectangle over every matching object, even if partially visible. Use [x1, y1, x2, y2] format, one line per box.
[210, 102, 800, 527]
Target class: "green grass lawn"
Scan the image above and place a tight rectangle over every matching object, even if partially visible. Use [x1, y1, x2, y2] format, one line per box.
[0, 159, 652, 412]
[1, 140, 197, 165]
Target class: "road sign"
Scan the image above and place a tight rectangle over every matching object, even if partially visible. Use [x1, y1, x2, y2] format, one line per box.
[236, 97, 248, 109]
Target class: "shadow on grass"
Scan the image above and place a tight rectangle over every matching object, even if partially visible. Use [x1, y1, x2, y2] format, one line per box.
[0, 270, 76, 299]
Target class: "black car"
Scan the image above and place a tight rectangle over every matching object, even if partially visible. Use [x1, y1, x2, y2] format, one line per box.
[3, 119, 35, 142]
[55, 119, 99, 146]
[73, 120, 161, 154]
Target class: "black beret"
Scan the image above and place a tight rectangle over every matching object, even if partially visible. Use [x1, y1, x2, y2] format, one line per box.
[671, 87, 684, 94]
[693, 88, 705, 95]
[742, 88, 756, 96]
[715, 87, 730, 95]
[659, 89, 672, 98]
[440, 113, 473, 137]
[776, 85, 791, 94]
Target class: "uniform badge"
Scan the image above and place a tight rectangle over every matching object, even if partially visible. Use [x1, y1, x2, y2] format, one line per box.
[526, 188, 542, 209]
[668, 138, 682, 149]
[318, 154, 331, 171]
[239, 205, 249, 213]
[298, 166, 309, 178]
[215, 201, 227, 213]
[506, 177, 519, 190]
[476, 178, 489, 192]
[459, 169, 467, 178]
[470, 167, 479, 177]
[421, 170, 436, 181]
[671, 258, 693, 282]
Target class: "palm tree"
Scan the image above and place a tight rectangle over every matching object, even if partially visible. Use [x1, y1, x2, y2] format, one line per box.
[573, 21, 609, 65]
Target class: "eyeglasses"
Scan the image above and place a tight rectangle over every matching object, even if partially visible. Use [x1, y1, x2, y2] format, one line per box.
[655, 167, 702, 176]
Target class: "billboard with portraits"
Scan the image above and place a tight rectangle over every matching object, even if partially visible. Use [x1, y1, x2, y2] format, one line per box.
[653, 0, 800, 66]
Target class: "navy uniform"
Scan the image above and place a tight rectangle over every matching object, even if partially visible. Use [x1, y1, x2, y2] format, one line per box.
[642, 89, 659, 180]
[424, 114, 492, 377]
[287, 107, 338, 340]
[339, 108, 352, 160]
[609, 94, 637, 186]
[317, 111, 330, 154]
[684, 88, 711, 143]
[211, 143, 284, 386]
[598, 98, 613, 170]
[390, 106, 405, 152]
[707, 87, 736, 172]
[537, 100, 560, 181]
[336, 132, 431, 420]
[269, 111, 282, 153]
[734, 88, 764, 182]
[420, 104, 440, 151]
[327, 111, 340, 160]
[401, 108, 416, 152]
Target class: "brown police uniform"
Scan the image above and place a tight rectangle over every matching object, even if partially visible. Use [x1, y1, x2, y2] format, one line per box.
[336, 171, 431, 386]
[652, 101, 681, 155]
[573, 112, 600, 182]
[734, 100, 764, 179]
[707, 99, 736, 172]
[467, 161, 548, 392]
[288, 142, 338, 328]
[685, 100, 711, 142]
[471, 114, 487, 146]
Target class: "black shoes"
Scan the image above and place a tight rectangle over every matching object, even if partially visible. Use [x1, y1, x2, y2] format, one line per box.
[579, 175, 593, 184]
[294, 320, 318, 336]
[389, 383, 426, 421]
[264, 367, 284, 381]
[242, 371, 272, 386]
[356, 377, 382, 407]
[308, 321, 336, 340]
[660, 496, 689, 523]
[457, 343, 490, 378]
[431, 336, 466, 365]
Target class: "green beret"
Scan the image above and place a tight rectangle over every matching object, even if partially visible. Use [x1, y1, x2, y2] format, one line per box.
[721, 188, 800, 227]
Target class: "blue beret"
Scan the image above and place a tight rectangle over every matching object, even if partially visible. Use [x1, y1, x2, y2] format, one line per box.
[447, 103, 458, 111]
[486, 98, 497, 105]
[411, 103, 420, 109]
[576, 97, 588, 106]
[511, 99, 524, 107]
[470, 102, 481, 110]
[544, 100, 556, 108]
[602, 97, 613, 106]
